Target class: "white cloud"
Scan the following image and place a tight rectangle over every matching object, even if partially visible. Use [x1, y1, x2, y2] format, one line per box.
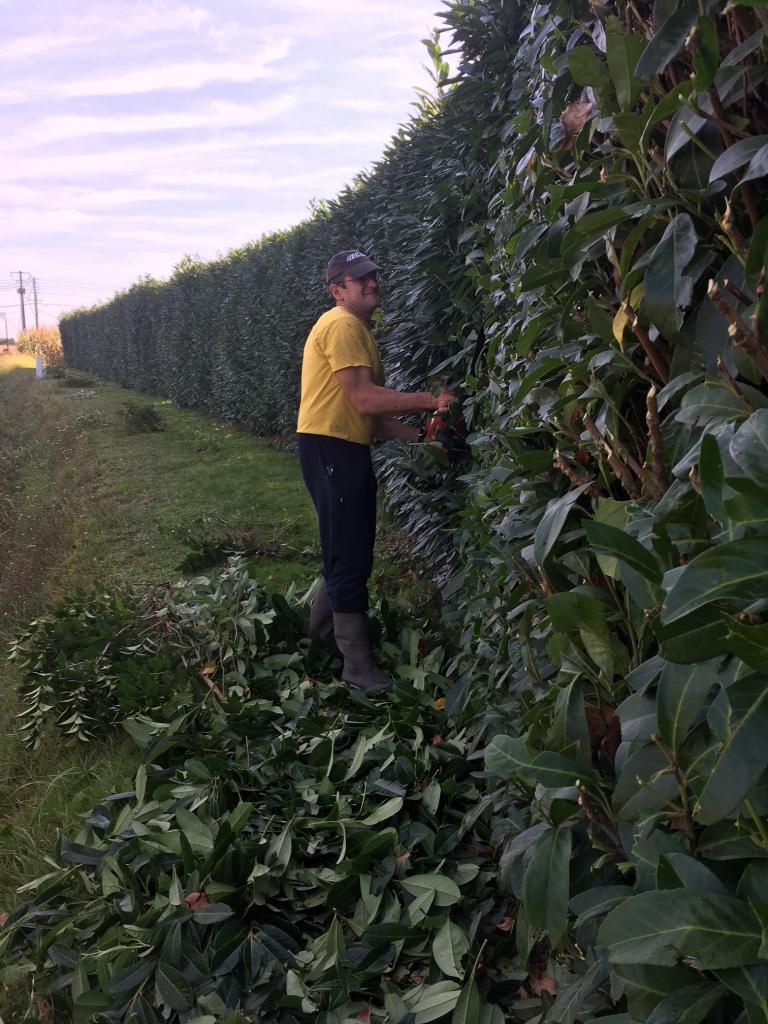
[2, 207, 97, 234]
[60, 50, 292, 99]
[0, 32, 93, 60]
[74, 187, 215, 209]
[0, 4, 211, 60]
[0, 89, 25, 105]
[143, 166, 360, 191]
[17, 96, 298, 145]
[331, 97, 415, 113]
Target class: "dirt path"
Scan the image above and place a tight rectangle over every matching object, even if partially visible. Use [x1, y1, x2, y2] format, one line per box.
[0, 359, 86, 631]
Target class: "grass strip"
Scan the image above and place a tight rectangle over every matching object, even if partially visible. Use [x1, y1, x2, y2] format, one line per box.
[0, 352, 316, 932]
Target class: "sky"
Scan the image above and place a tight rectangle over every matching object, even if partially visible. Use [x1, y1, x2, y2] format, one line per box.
[0, 0, 455, 339]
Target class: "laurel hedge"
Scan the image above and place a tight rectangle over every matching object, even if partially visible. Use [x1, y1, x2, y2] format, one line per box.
[35, 0, 768, 1019]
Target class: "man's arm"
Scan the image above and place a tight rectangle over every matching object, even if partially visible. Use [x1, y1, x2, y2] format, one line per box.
[374, 417, 421, 442]
[335, 365, 453, 417]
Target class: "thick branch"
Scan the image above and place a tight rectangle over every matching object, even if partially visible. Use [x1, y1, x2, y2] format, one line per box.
[717, 356, 754, 413]
[708, 279, 768, 381]
[583, 414, 641, 498]
[553, 449, 599, 497]
[604, 428, 651, 491]
[645, 387, 669, 497]
[720, 200, 750, 260]
[626, 306, 670, 384]
[723, 277, 753, 307]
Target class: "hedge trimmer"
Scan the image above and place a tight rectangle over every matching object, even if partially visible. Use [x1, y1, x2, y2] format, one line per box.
[420, 375, 470, 463]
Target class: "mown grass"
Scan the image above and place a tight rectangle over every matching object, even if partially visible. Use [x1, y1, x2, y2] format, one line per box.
[0, 352, 317, 963]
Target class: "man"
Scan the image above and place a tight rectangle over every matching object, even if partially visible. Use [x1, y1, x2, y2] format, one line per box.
[296, 250, 453, 692]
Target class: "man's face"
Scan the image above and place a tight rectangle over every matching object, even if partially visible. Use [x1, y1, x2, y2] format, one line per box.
[333, 271, 380, 319]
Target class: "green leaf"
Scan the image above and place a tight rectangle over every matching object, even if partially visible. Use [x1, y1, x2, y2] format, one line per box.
[724, 489, 768, 525]
[699, 820, 768, 860]
[363, 922, 418, 946]
[485, 736, 532, 781]
[73, 991, 114, 1024]
[695, 673, 768, 824]
[645, 982, 726, 1024]
[547, 959, 610, 1023]
[699, 432, 726, 523]
[759, 286, 768, 340]
[724, 615, 768, 672]
[570, 885, 634, 926]
[361, 796, 403, 825]
[598, 890, 762, 968]
[657, 852, 727, 894]
[573, 208, 631, 238]
[635, 4, 698, 77]
[546, 590, 609, 633]
[710, 135, 768, 182]
[433, 920, 469, 980]
[523, 827, 572, 947]
[122, 715, 161, 748]
[155, 962, 194, 1012]
[656, 604, 730, 664]
[452, 979, 480, 1024]
[745, 214, 768, 292]
[569, 47, 611, 90]
[643, 213, 698, 341]
[526, 751, 592, 789]
[533, 482, 592, 567]
[722, 27, 766, 66]
[639, 82, 693, 150]
[587, 296, 617, 348]
[108, 956, 157, 995]
[266, 821, 293, 870]
[730, 410, 768, 489]
[135, 762, 147, 806]
[188, 901, 234, 924]
[605, 18, 648, 108]
[174, 807, 214, 853]
[406, 981, 462, 1024]
[613, 743, 676, 821]
[656, 660, 718, 750]
[676, 382, 748, 427]
[584, 520, 662, 585]
[663, 538, 768, 623]
[615, 963, 694, 1020]
[590, 498, 630, 578]
[691, 17, 720, 90]
[399, 873, 462, 907]
[128, 995, 159, 1024]
[739, 141, 768, 186]
[716, 965, 768, 1014]
[227, 801, 254, 835]
[547, 679, 591, 764]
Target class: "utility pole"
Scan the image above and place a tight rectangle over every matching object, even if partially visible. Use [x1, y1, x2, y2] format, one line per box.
[15, 271, 26, 331]
[32, 277, 39, 329]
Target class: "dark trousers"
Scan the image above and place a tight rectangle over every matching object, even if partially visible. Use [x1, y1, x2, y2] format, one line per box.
[297, 433, 377, 613]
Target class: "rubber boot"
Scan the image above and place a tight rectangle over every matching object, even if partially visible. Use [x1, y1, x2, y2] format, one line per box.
[332, 612, 394, 693]
[309, 577, 336, 648]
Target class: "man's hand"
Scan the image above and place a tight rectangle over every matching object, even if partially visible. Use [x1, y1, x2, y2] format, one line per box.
[434, 388, 455, 413]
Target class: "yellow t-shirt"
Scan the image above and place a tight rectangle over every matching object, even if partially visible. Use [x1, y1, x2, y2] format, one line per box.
[296, 306, 385, 445]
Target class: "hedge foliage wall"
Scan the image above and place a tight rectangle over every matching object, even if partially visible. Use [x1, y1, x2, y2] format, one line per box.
[51, 0, 768, 1019]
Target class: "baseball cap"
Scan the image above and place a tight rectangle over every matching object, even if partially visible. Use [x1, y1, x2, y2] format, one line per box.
[325, 250, 380, 284]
